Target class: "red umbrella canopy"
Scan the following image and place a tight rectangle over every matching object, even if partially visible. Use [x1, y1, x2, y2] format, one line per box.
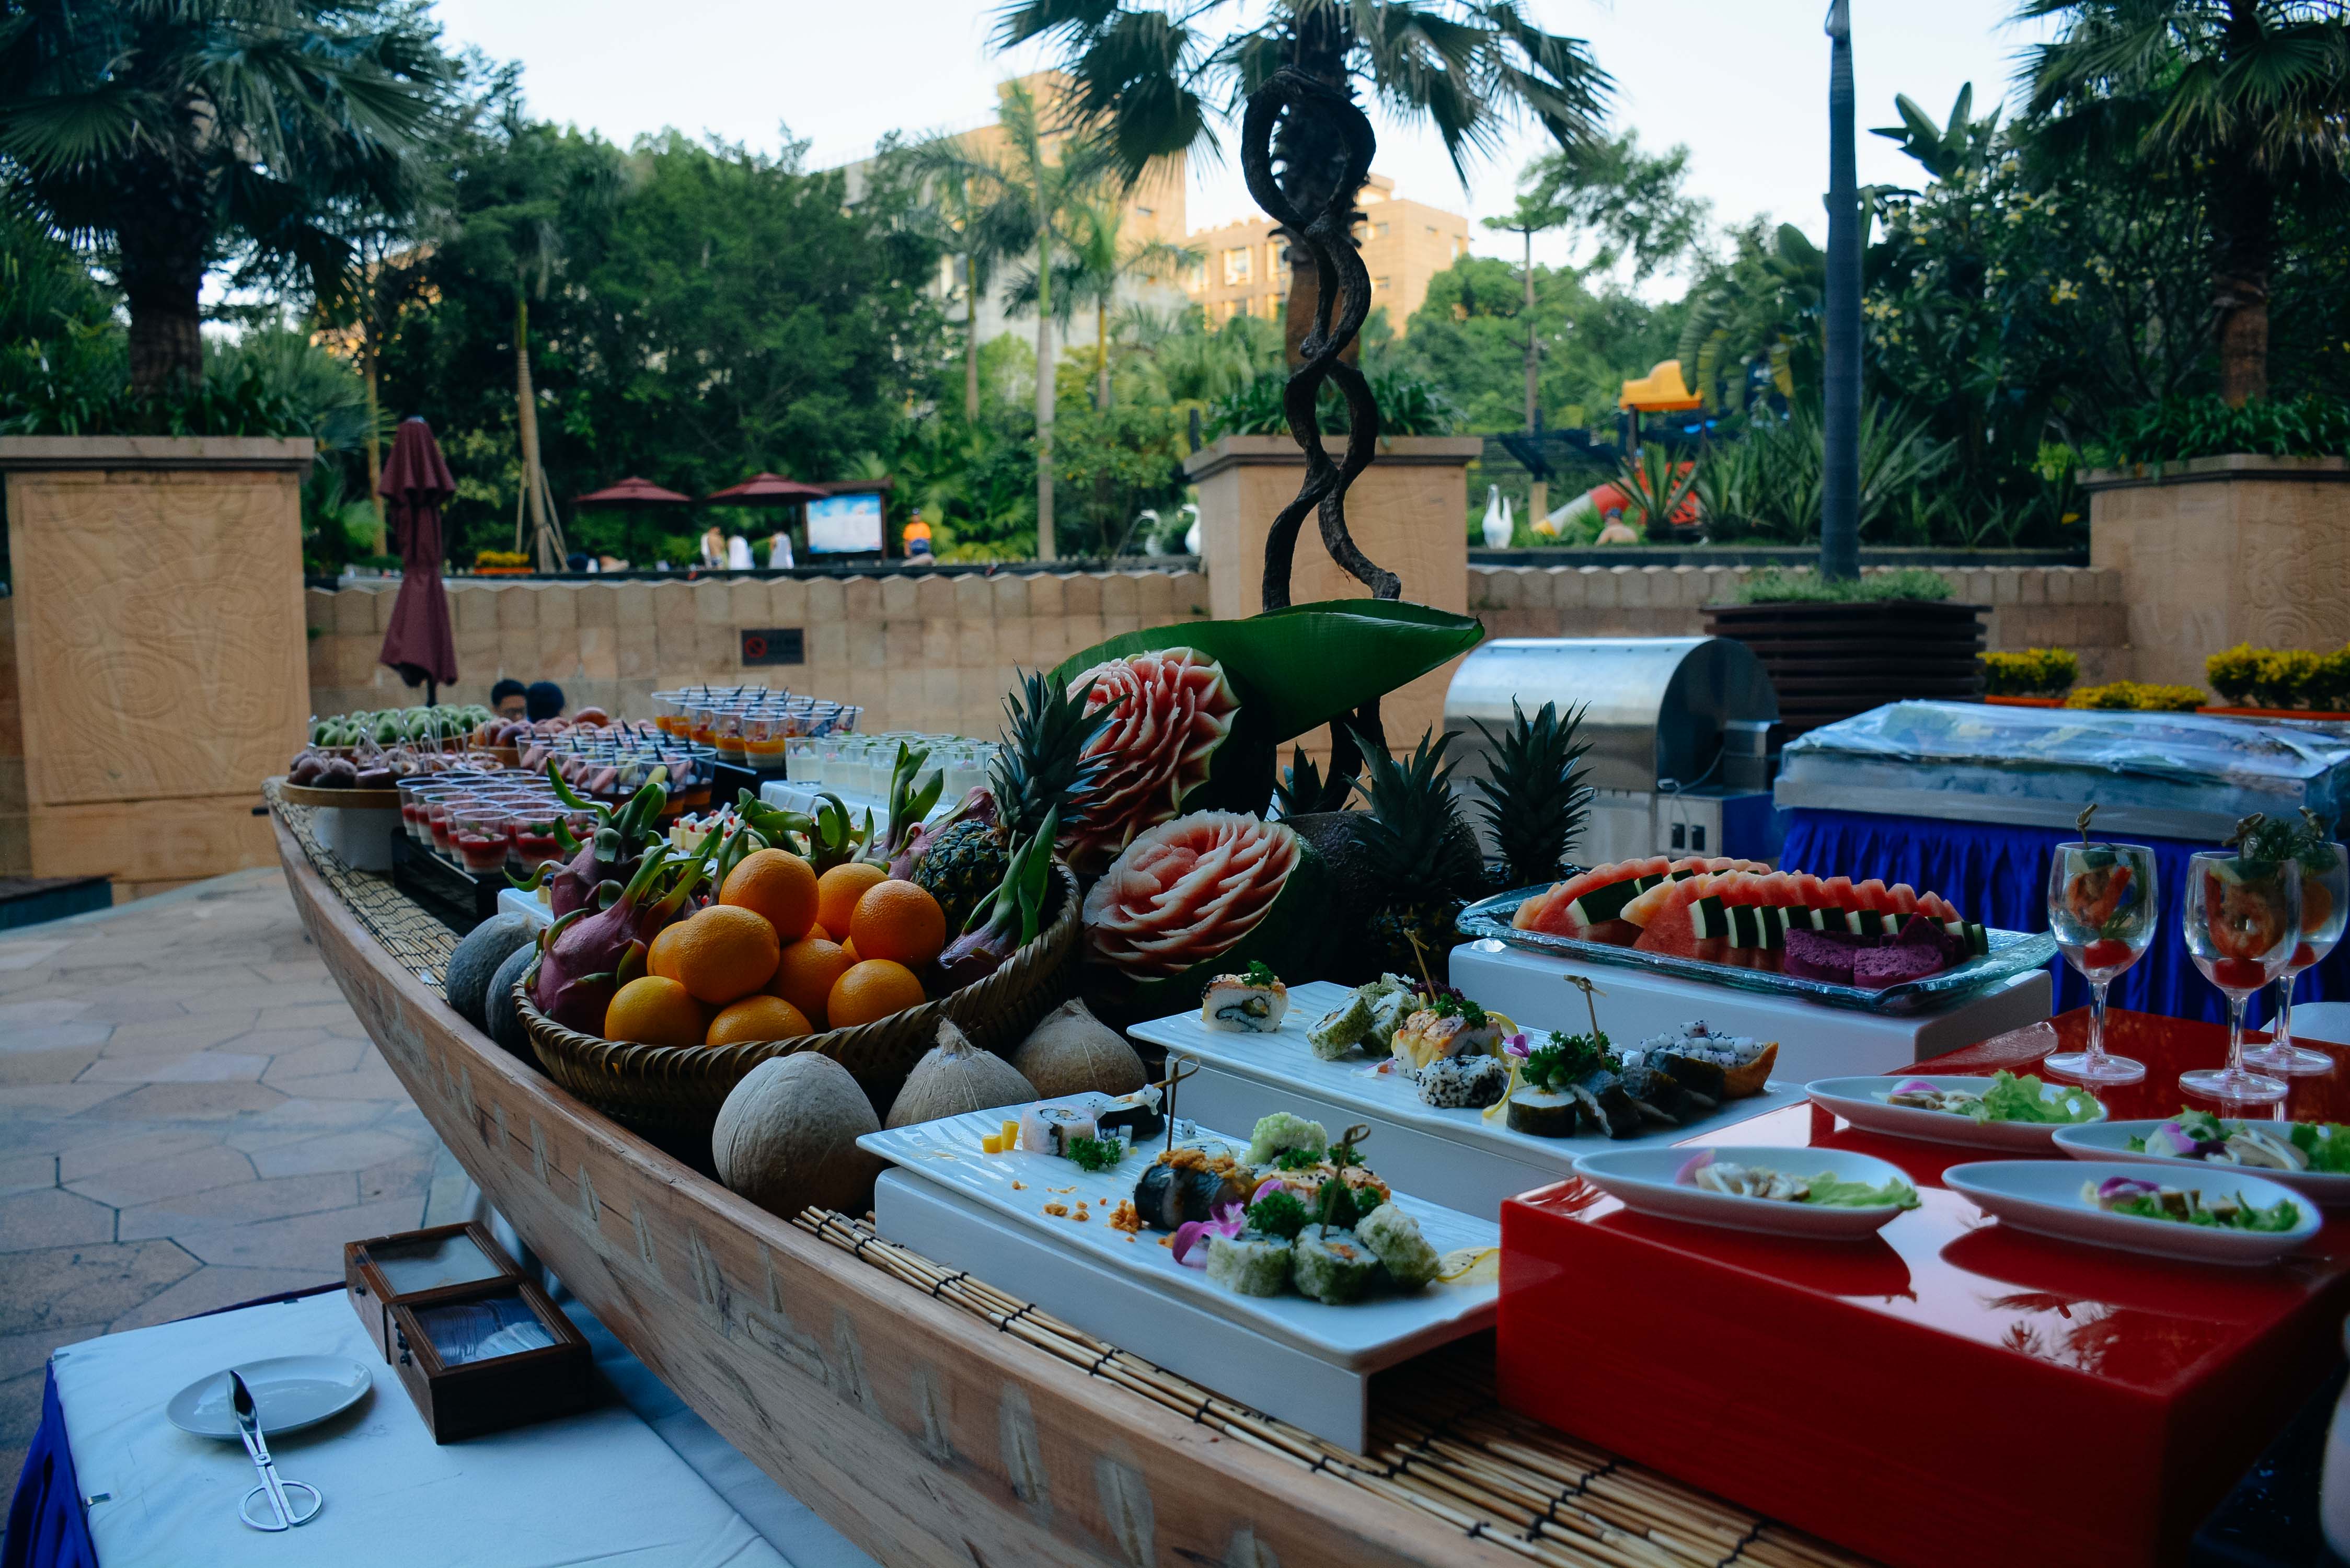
[573, 476, 693, 508]
[377, 418, 458, 689]
[703, 472, 829, 505]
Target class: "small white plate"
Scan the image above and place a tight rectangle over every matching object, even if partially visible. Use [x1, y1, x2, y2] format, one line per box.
[1805, 1074, 2106, 1151]
[167, 1356, 374, 1439]
[1943, 1160, 2322, 1266]
[2052, 1121, 2350, 1208]
[1570, 1145, 1916, 1240]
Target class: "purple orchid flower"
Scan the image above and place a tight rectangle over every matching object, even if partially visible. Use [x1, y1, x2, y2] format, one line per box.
[1170, 1201, 1248, 1267]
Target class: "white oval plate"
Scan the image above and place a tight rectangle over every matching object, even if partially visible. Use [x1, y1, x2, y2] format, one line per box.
[167, 1355, 374, 1439]
[1942, 1160, 2322, 1266]
[2052, 1120, 2350, 1208]
[1805, 1075, 2106, 1152]
[1571, 1145, 1916, 1240]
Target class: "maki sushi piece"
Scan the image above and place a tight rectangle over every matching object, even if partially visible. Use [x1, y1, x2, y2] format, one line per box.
[1505, 1086, 1581, 1137]
[1201, 962, 1289, 1032]
[1413, 1053, 1511, 1110]
[1018, 1099, 1102, 1155]
[1308, 990, 1377, 1060]
[1356, 1203, 1439, 1290]
[1616, 1059, 1693, 1123]
[1133, 1147, 1254, 1230]
[1096, 1087, 1165, 1142]
[1390, 994, 1502, 1070]
[1569, 1071, 1647, 1139]
[1205, 1232, 1294, 1297]
[1293, 1227, 1381, 1305]
[1246, 1111, 1329, 1166]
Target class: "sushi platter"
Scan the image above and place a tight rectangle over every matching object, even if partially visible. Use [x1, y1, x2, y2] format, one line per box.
[1129, 980, 1805, 1220]
[860, 1105, 1501, 1450]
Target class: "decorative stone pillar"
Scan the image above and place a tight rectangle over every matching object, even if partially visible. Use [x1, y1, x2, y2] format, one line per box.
[1184, 433, 1483, 751]
[2084, 455, 2350, 690]
[0, 435, 315, 897]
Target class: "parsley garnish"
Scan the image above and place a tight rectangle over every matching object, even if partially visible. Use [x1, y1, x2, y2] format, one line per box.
[1240, 960, 1280, 987]
[1246, 1190, 1310, 1240]
[1327, 1142, 1366, 1169]
[1064, 1135, 1125, 1172]
[1426, 989, 1489, 1029]
[1272, 1146, 1329, 1171]
[1523, 1031, 1614, 1092]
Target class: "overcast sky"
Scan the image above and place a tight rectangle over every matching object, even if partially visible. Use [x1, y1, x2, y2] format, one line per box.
[427, 0, 2058, 290]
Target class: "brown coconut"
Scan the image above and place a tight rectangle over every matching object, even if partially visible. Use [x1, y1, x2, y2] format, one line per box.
[886, 1021, 1037, 1128]
[1011, 998, 1146, 1097]
[712, 1054, 884, 1218]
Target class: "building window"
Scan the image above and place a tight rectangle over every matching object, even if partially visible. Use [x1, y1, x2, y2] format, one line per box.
[1373, 276, 1389, 293]
[1223, 247, 1252, 285]
[1425, 225, 1438, 237]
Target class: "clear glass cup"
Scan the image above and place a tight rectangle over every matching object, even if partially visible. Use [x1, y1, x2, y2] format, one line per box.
[2180, 849, 2300, 1103]
[510, 809, 565, 875]
[2249, 839, 2350, 1076]
[452, 808, 512, 874]
[2043, 840, 2159, 1083]
[742, 711, 789, 771]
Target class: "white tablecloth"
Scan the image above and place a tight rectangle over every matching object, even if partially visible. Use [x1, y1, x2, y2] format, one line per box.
[50, 1290, 855, 1568]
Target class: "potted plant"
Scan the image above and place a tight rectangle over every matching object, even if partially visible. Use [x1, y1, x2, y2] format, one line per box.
[1980, 648, 2079, 708]
[1703, 568, 1986, 737]
[2201, 643, 2350, 721]
[2067, 682, 2207, 713]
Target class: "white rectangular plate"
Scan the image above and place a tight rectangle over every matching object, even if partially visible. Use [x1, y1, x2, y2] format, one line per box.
[1942, 1159, 2322, 1266]
[1570, 1145, 1916, 1240]
[858, 1107, 1498, 1369]
[1805, 1074, 2106, 1152]
[2053, 1120, 2350, 1208]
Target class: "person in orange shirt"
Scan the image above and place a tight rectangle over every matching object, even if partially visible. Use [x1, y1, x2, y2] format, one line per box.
[902, 516, 933, 562]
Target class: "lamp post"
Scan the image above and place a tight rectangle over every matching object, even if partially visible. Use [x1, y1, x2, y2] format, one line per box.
[1820, 0, 1861, 582]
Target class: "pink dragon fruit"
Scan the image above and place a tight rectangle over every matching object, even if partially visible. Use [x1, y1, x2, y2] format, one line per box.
[529, 839, 715, 1034]
[538, 765, 669, 919]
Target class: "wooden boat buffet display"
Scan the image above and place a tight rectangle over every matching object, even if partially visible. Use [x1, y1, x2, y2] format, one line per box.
[270, 800, 1869, 1568]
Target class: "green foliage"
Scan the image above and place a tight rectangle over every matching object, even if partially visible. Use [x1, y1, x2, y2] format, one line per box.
[1980, 649, 2079, 697]
[1050, 400, 1188, 557]
[2068, 682, 2207, 713]
[1202, 367, 1465, 441]
[2206, 644, 2350, 711]
[1397, 255, 1678, 435]
[1696, 401, 1949, 543]
[1496, 131, 1710, 284]
[1735, 568, 1954, 605]
[2096, 396, 2350, 464]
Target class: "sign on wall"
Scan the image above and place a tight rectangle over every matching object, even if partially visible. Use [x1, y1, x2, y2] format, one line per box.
[740, 628, 805, 666]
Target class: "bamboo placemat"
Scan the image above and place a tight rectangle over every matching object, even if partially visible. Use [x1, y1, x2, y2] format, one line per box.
[268, 785, 464, 994]
[796, 1209, 1877, 1568]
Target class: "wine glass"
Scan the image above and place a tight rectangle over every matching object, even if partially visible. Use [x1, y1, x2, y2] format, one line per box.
[2248, 838, 2349, 1076]
[2179, 849, 2300, 1104]
[2044, 840, 2160, 1083]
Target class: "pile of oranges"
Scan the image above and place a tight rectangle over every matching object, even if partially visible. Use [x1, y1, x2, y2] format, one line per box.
[601, 850, 950, 1050]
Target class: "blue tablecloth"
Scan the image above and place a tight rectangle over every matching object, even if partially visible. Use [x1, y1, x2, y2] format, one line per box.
[1781, 807, 2350, 1027]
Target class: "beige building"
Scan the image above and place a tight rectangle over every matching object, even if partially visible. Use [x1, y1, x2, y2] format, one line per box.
[1184, 173, 1470, 335]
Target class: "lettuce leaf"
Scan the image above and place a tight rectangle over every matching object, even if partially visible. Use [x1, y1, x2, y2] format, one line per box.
[1965, 1070, 2100, 1125]
[1804, 1174, 1921, 1209]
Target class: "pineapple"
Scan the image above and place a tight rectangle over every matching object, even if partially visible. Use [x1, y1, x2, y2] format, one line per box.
[912, 668, 1115, 932]
[1349, 726, 1487, 978]
[1470, 700, 1593, 891]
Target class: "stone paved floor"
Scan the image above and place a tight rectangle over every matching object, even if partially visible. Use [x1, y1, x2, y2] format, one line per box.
[0, 868, 465, 1489]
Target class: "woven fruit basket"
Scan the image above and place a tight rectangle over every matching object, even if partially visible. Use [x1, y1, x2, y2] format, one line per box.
[515, 863, 1082, 1137]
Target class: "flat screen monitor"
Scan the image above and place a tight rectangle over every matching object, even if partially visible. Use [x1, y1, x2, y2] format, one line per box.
[806, 492, 884, 554]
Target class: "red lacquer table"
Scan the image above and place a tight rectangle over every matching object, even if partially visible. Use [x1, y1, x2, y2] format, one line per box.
[1498, 1009, 2350, 1568]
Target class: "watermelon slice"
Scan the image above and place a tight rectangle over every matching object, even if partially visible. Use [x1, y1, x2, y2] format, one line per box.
[1633, 872, 1748, 965]
[1534, 856, 1674, 944]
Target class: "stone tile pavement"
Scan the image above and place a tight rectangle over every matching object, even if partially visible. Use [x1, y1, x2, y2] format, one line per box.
[0, 868, 468, 1492]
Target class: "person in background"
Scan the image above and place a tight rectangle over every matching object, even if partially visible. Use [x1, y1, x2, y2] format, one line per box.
[491, 678, 528, 720]
[699, 526, 725, 569]
[902, 514, 933, 563]
[766, 530, 793, 570]
[727, 533, 754, 570]
[525, 681, 566, 722]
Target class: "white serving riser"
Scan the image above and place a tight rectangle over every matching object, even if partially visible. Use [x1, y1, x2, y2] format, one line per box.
[1448, 938, 2052, 1080]
[876, 1173, 1386, 1451]
[499, 886, 553, 928]
[315, 804, 402, 872]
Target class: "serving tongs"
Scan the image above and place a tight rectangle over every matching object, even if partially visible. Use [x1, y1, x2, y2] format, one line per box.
[229, 1371, 322, 1531]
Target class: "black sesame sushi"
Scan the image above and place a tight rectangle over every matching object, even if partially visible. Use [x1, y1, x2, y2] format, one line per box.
[1412, 1053, 1510, 1109]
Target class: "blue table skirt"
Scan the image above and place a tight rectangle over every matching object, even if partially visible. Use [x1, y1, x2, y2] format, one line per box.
[1781, 807, 2350, 1028]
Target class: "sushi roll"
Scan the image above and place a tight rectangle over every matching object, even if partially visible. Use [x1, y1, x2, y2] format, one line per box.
[1356, 1203, 1439, 1290]
[1365, 989, 1415, 1052]
[1205, 1232, 1295, 1297]
[1293, 1228, 1381, 1305]
[1412, 1053, 1511, 1110]
[1018, 1098, 1102, 1155]
[1245, 1111, 1328, 1166]
[1133, 1148, 1254, 1230]
[1201, 965, 1289, 1032]
[1505, 1085, 1581, 1137]
[1308, 991, 1376, 1059]
[1570, 1071, 1646, 1138]
[1616, 1060, 1690, 1123]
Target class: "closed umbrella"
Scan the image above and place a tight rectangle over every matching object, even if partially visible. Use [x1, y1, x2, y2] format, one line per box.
[377, 417, 459, 703]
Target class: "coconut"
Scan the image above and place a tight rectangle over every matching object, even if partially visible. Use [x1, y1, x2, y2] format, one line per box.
[713, 1054, 884, 1218]
[446, 913, 536, 1028]
[483, 943, 538, 1063]
[886, 1022, 1036, 1129]
[1011, 999, 1146, 1097]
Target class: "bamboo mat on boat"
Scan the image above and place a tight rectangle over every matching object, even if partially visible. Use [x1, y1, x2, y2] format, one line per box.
[797, 1208, 1876, 1568]
[268, 787, 464, 994]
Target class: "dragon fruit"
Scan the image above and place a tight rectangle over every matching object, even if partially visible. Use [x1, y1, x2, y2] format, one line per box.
[1062, 648, 1238, 871]
[529, 839, 715, 1034]
[936, 810, 1058, 993]
[538, 764, 670, 918]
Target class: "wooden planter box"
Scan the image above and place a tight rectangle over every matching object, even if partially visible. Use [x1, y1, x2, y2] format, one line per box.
[1983, 694, 2068, 708]
[1703, 599, 1988, 738]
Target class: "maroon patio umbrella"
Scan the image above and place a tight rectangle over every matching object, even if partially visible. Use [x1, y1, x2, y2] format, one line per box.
[701, 472, 828, 504]
[574, 476, 693, 508]
[377, 417, 459, 701]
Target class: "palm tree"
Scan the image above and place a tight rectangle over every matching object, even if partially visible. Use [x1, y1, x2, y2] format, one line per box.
[0, 0, 458, 395]
[1057, 201, 1201, 409]
[2017, 0, 2350, 405]
[997, 0, 1614, 365]
[903, 149, 1030, 421]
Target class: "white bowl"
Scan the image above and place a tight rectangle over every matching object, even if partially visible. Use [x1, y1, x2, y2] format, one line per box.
[2052, 1120, 2350, 1208]
[1942, 1159, 2322, 1267]
[1805, 1074, 2106, 1152]
[1570, 1144, 1916, 1241]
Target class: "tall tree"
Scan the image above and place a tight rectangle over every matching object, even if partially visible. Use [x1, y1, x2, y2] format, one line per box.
[997, 0, 1614, 367]
[2018, 0, 2350, 405]
[904, 148, 1029, 421]
[1040, 198, 1200, 410]
[0, 0, 458, 394]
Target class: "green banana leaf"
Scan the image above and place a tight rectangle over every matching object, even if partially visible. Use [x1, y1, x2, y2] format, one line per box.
[1050, 598, 1485, 816]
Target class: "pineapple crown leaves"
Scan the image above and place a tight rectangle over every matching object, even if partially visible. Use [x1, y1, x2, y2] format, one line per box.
[1273, 745, 1327, 818]
[989, 668, 1122, 843]
[1469, 699, 1595, 885]
[1344, 723, 1485, 898]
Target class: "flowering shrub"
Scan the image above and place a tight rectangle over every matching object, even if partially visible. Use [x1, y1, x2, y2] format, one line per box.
[2067, 682, 2205, 713]
[1980, 648, 2078, 697]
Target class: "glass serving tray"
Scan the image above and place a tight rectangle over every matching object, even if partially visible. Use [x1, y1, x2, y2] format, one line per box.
[1456, 887, 2056, 1014]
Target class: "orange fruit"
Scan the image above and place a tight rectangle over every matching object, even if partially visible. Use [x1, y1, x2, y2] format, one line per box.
[768, 936, 853, 1028]
[827, 958, 926, 1028]
[807, 921, 830, 943]
[666, 905, 782, 1005]
[839, 938, 858, 963]
[648, 920, 691, 983]
[603, 976, 709, 1048]
[705, 994, 812, 1047]
[815, 861, 889, 940]
[849, 879, 947, 968]
[720, 848, 820, 942]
